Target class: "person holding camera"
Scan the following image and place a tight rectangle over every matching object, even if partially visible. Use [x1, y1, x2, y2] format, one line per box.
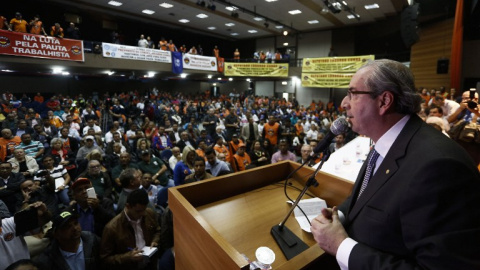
[448, 89, 480, 165]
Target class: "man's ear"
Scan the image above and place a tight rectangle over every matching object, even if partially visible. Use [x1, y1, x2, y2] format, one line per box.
[378, 91, 395, 114]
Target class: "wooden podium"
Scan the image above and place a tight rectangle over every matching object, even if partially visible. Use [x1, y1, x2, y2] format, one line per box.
[169, 161, 353, 270]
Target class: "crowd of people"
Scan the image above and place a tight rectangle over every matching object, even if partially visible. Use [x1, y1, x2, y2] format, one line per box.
[0, 73, 479, 269]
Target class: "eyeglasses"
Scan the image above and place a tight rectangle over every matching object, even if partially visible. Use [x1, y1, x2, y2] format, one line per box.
[347, 89, 375, 99]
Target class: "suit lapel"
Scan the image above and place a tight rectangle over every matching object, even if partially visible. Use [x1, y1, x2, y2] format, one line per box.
[347, 115, 423, 221]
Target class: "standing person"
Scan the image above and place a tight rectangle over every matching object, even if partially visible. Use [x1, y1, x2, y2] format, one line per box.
[100, 189, 161, 270]
[29, 15, 47, 35]
[202, 109, 218, 137]
[10, 12, 27, 32]
[263, 115, 281, 147]
[50, 23, 64, 38]
[310, 59, 480, 269]
[224, 110, 239, 141]
[233, 48, 240, 61]
[138, 34, 148, 48]
[213, 45, 219, 58]
[241, 117, 259, 150]
[65, 22, 81, 39]
[231, 143, 251, 172]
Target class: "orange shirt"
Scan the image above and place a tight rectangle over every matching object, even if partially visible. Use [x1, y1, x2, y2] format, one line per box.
[232, 153, 251, 172]
[30, 20, 44, 34]
[213, 144, 230, 163]
[10, 18, 27, 32]
[196, 149, 206, 161]
[264, 122, 280, 145]
[34, 95, 44, 103]
[159, 40, 167, 50]
[0, 136, 21, 162]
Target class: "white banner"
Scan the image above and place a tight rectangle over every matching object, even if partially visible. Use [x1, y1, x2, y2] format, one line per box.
[182, 53, 217, 71]
[101, 42, 172, 63]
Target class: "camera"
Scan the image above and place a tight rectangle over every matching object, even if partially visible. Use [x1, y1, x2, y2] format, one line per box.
[467, 88, 478, 109]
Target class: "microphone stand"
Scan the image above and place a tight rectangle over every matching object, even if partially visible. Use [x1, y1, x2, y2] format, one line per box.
[271, 149, 331, 260]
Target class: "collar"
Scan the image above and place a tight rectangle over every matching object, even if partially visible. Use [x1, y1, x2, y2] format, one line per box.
[374, 115, 410, 158]
[124, 209, 141, 225]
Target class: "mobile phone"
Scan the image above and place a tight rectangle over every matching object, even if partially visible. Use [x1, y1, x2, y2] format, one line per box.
[86, 187, 96, 199]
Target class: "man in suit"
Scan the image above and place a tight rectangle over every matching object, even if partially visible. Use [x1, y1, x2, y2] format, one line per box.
[176, 131, 197, 152]
[311, 59, 480, 269]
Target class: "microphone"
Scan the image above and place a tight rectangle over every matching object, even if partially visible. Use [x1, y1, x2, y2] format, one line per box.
[311, 117, 349, 156]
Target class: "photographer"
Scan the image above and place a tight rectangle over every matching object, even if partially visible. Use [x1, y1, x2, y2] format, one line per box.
[448, 89, 480, 164]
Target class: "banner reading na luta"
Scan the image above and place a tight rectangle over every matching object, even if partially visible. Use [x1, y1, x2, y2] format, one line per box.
[302, 55, 374, 73]
[224, 62, 288, 77]
[0, 29, 84, 62]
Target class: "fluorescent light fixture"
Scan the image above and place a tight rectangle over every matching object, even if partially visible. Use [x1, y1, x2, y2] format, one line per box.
[308, 20, 319, 24]
[213, 83, 217, 86]
[1, 69, 13, 72]
[148, 72, 155, 77]
[347, 14, 359, 19]
[228, 78, 233, 81]
[292, 76, 299, 83]
[142, 9, 155, 15]
[179, 19, 190, 23]
[196, 13, 208, 18]
[288, 10, 302, 15]
[275, 25, 284, 29]
[248, 30, 258, 33]
[225, 6, 238, 11]
[342, 1, 347, 5]
[61, 71, 70, 76]
[107, 71, 115, 76]
[253, 17, 263, 21]
[365, 3, 379, 9]
[283, 30, 288, 36]
[225, 23, 235, 27]
[207, 26, 216, 30]
[283, 42, 289, 46]
[265, 0, 278, 2]
[180, 73, 187, 78]
[281, 81, 288, 85]
[108, 1, 123, 6]
[231, 33, 239, 36]
[207, 75, 213, 79]
[159, 2, 173, 8]
[218, 77, 222, 80]
[246, 78, 251, 82]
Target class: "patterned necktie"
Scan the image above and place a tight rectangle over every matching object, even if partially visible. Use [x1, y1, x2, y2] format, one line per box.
[357, 149, 380, 200]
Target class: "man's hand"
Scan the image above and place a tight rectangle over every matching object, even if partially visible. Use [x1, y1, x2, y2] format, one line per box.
[310, 206, 348, 256]
[126, 248, 144, 262]
[150, 241, 158, 248]
[30, 201, 47, 217]
[87, 197, 100, 209]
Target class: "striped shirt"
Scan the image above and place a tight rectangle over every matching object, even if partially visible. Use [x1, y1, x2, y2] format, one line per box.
[34, 165, 66, 186]
[15, 141, 44, 158]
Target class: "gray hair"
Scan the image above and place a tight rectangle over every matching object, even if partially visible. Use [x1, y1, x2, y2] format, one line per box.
[359, 59, 422, 115]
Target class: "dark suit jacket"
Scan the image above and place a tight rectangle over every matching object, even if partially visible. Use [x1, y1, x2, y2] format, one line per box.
[0, 172, 25, 215]
[176, 139, 197, 152]
[12, 127, 34, 137]
[339, 115, 480, 269]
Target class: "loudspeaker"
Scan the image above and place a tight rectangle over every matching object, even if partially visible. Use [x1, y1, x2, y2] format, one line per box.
[437, 59, 449, 74]
[401, 3, 420, 48]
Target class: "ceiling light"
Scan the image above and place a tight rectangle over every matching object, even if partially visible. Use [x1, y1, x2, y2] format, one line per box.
[196, 14, 208, 18]
[253, 17, 263, 21]
[347, 14, 360, 19]
[246, 78, 251, 82]
[288, 10, 302, 15]
[148, 72, 155, 77]
[265, 0, 278, 2]
[1, 69, 13, 72]
[225, 23, 235, 27]
[208, 75, 213, 79]
[212, 83, 216, 86]
[207, 26, 216, 30]
[179, 19, 190, 23]
[275, 25, 284, 29]
[180, 73, 187, 78]
[248, 30, 258, 33]
[108, 1, 123, 6]
[231, 33, 239, 36]
[218, 77, 222, 80]
[229, 78, 233, 81]
[283, 30, 288, 36]
[142, 9, 155, 15]
[225, 6, 238, 11]
[308, 20, 319, 24]
[61, 71, 70, 76]
[52, 68, 63, 74]
[107, 71, 115, 76]
[283, 42, 289, 46]
[159, 2, 173, 8]
[282, 81, 288, 85]
[365, 3, 379, 9]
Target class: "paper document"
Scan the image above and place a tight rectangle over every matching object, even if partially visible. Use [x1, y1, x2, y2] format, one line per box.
[55, 178, 65, 193]
[288, 197, 327, 233]
[142, 246, 158, 257]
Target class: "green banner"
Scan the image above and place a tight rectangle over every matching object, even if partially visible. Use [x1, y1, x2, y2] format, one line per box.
[301, 73, 355, 88]
[224, 62, 289, 77]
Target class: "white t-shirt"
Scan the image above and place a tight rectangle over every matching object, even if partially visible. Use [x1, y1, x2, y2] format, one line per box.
[0, 217, 30, 270]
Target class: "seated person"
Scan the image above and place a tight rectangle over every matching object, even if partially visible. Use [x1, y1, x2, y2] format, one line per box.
[185, 157, 213, 183]
[271, 139, 296, 163]
[137, 149, 173, 189]
[15, 133, 45, 162]
[0, 162, 25, 215]
[173, 146, 196, 186]
[66, 178, 115, 237]
[45, 138, 76, 177]
[34, 155, 71, 206]
[76, 160, 113, 203]
[205, 147, 230, 177]
[8, 148, 39, 180]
